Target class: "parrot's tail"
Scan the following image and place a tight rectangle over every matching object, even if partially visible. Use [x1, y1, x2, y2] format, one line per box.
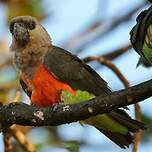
[96, 109, 146, 149]
[98, 128, 133, 149]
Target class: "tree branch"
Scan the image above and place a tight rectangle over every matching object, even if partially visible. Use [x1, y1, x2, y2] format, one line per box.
[0, 79, 151, 128]
[3, 131, 13, 152]
[9, 125, 37, 152]
[102, 44, 132, 60]
[83, 56, 130, 88]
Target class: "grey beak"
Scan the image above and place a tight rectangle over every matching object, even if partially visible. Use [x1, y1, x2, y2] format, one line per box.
[13, 23, 29, 46]
[13, 23, 26, 38]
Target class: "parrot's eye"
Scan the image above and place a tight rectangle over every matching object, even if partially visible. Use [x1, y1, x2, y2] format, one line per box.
[28, 21, 36, 30]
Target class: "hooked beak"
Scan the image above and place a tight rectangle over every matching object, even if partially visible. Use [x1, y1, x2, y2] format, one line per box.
[13, 23, 29, 46]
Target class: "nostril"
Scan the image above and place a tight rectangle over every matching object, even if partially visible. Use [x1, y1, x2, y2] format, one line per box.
[13, 23, 26, 33]
[14, 23, 21, 33]
[10, 22, 29, 46]
[14, 23, 20, 32]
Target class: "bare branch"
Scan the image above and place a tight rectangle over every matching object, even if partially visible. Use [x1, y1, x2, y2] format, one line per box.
[9, 125, 37, 152]
[133, 104, 143, 152]
[0, 79, 151, 128]
[3, 131, 13, 152]
[83, 56, 130, 88]
[102, 44, 132, 60]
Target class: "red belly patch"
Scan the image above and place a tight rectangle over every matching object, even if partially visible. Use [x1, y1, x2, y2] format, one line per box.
[23, 64, 76, 107]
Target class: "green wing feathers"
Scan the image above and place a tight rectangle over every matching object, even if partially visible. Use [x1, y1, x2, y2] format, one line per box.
[143, 25, 152, 64]
[60, 90, 146, 148]
[61, 90, 129, 134]
[60, 90, 95, 104]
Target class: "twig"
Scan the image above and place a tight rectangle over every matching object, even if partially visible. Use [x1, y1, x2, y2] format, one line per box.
[3, 131, 13, 152]
[83, 56, 130, 88]
[102, 44, 132, 60]
[9, 125, 36, 152]
[133, 104, 143, 152]
[0, 79, 151, 127]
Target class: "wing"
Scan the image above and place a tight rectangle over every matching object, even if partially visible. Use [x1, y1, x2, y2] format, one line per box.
[130, 8, 152, 58]
[130, 9, 146, 56]
[43, 46, 111, 96]
[20, 78, 32, 97]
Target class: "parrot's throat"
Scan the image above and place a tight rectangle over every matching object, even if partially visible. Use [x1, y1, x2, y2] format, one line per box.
[14, 45, 50, 78]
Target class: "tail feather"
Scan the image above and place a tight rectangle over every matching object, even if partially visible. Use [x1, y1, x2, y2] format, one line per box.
[108, 110, 146, 132]
[97, 128, 133, 149]
[95, 109, 146, 148]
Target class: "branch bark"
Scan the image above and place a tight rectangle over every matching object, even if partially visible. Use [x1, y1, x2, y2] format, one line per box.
[0, 79, 151, 128]
[9, 125, 37, 152]
[102, 44, 132, 60]
[83, 56, 130, 88]
[3, 131, 13, 152]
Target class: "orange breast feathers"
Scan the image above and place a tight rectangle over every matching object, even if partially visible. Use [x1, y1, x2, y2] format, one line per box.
[21, 64, 76, 107]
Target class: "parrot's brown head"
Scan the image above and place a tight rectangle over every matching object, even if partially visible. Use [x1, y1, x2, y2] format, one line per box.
[9, 16, 52, 77]
[10, 16, 37, 46]
[10, 16, 51, 50]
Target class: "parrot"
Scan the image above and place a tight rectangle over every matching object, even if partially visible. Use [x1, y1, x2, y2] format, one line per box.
[9, 16, 146, 149]
[130, 6, 152, 67]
